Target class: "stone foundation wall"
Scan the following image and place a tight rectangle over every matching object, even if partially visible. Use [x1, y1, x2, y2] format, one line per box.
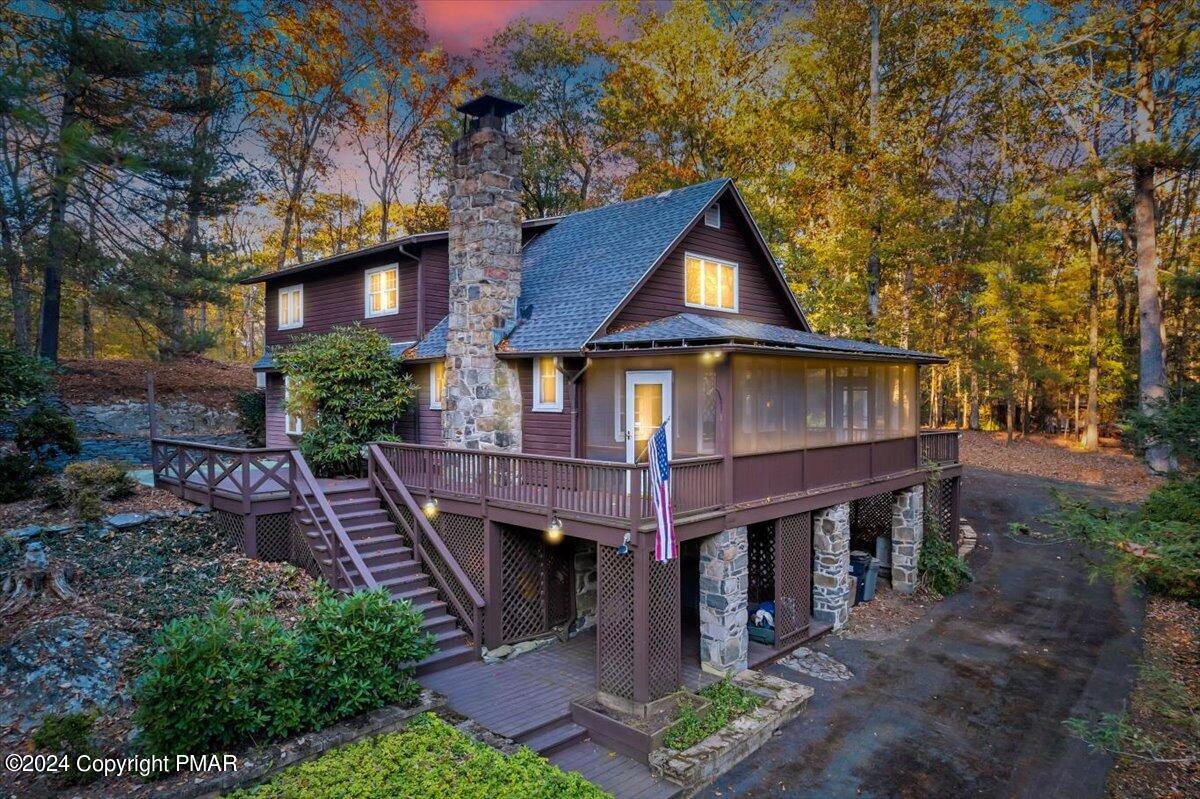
[891, 485, 924, 594]
[699, 527, 749, 675]
[812, 503, 851, 629]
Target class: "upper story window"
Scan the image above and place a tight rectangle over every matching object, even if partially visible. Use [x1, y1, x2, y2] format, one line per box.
[364, 264, 399, 318]
[429, 361, 446, 410]
[533, 356, 563, 412]
[278, 285, 303, 330]
[704, 204, 721, 228]
[684, 253, 738, 313]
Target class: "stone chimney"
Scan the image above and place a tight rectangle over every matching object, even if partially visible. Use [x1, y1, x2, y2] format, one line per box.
[441, 94, 525, 451]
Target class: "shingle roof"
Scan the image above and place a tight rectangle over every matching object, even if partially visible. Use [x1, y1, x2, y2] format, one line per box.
[407, 316, 447, 359]
[589, 313, 944, 362]
[252, 340, 415, 370]
[502, 179, 731, 353]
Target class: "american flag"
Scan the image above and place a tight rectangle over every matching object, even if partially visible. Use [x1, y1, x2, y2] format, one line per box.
[649, 421, 677, 562]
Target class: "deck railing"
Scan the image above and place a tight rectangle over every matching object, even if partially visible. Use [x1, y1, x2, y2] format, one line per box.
[367, 444, 484, 650]
[151, 437, 293, 508]
[373, 442, 727, 528]
[919, 430, 961, 466]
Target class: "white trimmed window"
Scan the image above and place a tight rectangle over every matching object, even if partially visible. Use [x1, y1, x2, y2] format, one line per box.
[429, 361, 446, 410]
[283, 376, 303, 436]
[278, 285, 303, 330]
[684, 253, 738, 312]
[364, 264, 399, 317]
[704, 203, 721, 228]
[533, 356, 563, 412]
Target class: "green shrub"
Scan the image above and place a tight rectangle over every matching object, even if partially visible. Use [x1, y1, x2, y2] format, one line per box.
[31, 711, 99, 786]
[227, 712, 609, 799]
[1051, 477, 1200, 599]
[16, 404, 80, 463]
[235, 389, 267, 448]
[62, 459, 136, 520]
[275, 325, 414, 476]
[663, 678, 760, 751]
[918, 525, 973, 596]
[133, 586, 436, 757]
[0, 454, 41, 502]
[1122, 382, 1200, 467]
[0, 348, 55, 415]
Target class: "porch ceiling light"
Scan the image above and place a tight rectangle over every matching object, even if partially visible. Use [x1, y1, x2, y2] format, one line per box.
[545, 515, 564, 543]
[423, 497, 439, 518]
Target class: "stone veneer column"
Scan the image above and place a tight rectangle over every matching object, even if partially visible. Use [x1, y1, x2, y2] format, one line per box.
[441, 123, 523, 451]
[699, 527, 749, 675]
[812, 503, 851, 629]
[891, 485, 924, 594]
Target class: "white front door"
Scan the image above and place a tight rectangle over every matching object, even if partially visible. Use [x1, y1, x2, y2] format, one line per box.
[625, 370, 673, 465]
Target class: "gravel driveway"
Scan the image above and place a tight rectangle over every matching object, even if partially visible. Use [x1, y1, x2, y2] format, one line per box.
[699, 466, 1144, 799]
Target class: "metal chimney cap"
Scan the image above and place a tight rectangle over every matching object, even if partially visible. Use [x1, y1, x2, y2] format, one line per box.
[457, 93, 524, 119]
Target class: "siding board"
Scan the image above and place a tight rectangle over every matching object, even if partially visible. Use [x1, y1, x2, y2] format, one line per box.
[609, 193, 802, 332]
[264, 373, 291, 448]
[518, 358, 576, 457]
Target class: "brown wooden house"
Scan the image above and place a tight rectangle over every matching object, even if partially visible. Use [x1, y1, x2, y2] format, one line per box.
[153, 95, 961, 744]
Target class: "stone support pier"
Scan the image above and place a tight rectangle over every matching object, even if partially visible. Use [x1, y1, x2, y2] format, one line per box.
[699, 527, 748, 675]
[891, 485, 924, 594]
[812, 504, 851, 629]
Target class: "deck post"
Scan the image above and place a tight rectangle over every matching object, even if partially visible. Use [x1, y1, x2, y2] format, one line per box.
[716, 354, 734, 506]
[483, 519, 503, 648]
[240, 454, 257, 558]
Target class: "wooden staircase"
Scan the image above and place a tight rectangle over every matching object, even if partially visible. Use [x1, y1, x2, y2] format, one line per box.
[294, 479, 477, 675]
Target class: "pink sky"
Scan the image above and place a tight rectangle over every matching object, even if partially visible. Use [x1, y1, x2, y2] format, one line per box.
[415, 0, 602, 56]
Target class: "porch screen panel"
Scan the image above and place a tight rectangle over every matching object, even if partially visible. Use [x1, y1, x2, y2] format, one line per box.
[732, 356, 920, 455]
[584, 355, 718, 462]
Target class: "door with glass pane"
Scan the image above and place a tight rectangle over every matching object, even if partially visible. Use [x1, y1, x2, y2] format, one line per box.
[625, 371, 673, 464]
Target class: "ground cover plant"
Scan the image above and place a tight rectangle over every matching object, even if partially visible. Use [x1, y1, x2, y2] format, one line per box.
[662, 678, 760, 751]
[226, 712, 610, 799]
[133, 586, 435, 757]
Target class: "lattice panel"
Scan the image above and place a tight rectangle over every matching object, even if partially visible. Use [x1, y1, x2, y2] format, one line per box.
[851, 491, 895, 549]
[748, 523, 775, 605]
[500, 526, 546, 642]
[925, 477, 957, 541]
[287, 515, 322, 578]
[647, 556, 681, 700]
[546, 541, 574, 628]
[597, 544, 636, 700]
[775, 512, 812, 648]
[213, 510, 246, 553]
[437, 512, 485, 593]
[255, 513, 293, 562]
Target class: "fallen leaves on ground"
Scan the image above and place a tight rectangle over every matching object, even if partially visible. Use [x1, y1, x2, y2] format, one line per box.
[1107, 597, 1200, 799]
[837, 582, 933, 641]
[56, 356, 255, 408]
[959, 430, 1162, 501]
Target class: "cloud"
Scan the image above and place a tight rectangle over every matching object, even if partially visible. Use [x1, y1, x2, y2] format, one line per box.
[415, 0, 600, 56]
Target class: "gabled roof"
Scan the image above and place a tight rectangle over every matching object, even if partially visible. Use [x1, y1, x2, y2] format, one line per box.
[500, 178, 734, 353]
[589, 313, 944, 363]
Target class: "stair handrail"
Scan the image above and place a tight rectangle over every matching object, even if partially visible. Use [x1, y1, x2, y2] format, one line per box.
[289, 450, 378, 592]
[368, 443, 483, 651]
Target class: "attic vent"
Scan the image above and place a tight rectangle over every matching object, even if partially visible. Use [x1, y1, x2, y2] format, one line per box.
[704, 204, 721, 228]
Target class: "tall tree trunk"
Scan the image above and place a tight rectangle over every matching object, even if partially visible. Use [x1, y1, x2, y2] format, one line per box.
[39, 66, 81, 362]
[1006, 393, 1014, 445]
[865, 3, 882, 337]
[969, 370, 980, 430]
[1133, 8, 1170, 472]
[1, 219, 32, 354]
[1083, 198, 1102, 451]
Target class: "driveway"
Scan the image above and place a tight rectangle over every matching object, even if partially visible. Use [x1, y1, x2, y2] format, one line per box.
[700, 466, 1145, 799]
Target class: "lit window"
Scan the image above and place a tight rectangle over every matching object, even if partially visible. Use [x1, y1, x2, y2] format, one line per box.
[684, 254, 737, 312]
[430, 361, 446, 410]
[533, 356, 563, 412]
[704, 204, 721, 228]
[284, 376, 304, 435]
[364, 264, 399, 317]
[278, 285, 303, 330]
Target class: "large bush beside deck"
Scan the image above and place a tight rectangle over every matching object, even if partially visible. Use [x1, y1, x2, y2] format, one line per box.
[275, 325, 415, 476]
[133, 586, 435, 757]
[226, 713, 610, 799]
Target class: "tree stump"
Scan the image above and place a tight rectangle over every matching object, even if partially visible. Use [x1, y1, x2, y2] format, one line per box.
[1, 541, 78, 616]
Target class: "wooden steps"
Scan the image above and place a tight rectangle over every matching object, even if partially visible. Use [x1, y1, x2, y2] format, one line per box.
[293, 480, 478, 675]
